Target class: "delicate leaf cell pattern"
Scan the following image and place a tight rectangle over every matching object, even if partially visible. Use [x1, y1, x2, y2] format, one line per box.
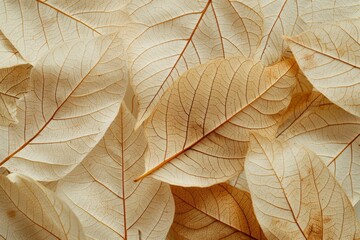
[0, 0, 359, 239]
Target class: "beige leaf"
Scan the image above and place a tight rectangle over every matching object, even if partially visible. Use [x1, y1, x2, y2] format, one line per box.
[0, 0, 129, 63]
[0, 33, 128, 181]
[278, 91, 360, 205]
[245, 134, 357, 239]
[0, 64, 31, 126]
[253, 0, 307, 65]
[299, 0, 360, 26]
[286, 20, 360, 117]
[0, 173, 86, 240]
[55, 104, 174, 240]
[229, 171, 249, 193]
[136, 57, 297, 186]
[0, 31, 26, 69]
[170, 183, 266, 240]
[122, 0, 263, 125]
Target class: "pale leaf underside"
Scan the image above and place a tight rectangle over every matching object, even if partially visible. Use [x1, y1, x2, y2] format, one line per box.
[286, 21, 360, 117]
[170, 183, 266, 240]
[0, 64, 31, 126]
[1, 34, 128, 181]
[123, 0, 264, 125]
[0, 173, 86, 240]
[139, 57, 297, 186]
[0, 0, 130, 64]
[277, 92, 360, 205]
[56, 104, 174, 240]
[245, 134, 357, 239]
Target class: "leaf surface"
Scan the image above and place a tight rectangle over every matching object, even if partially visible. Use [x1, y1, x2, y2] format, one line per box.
[0, 33, 128, 181]
[0, 0, 129, 63]
[0, 32, 26, 69]
[170, 183, 266, 240]
[277, 92, 360, 205]
[123, 0, 264, 125]
[138, 57, 297, 186]
[286, 21, 360, 117]
[55, 104, 174, 240]
[253, 0, 307, 65]
[0, 173, 86, 240]
[245, 134, 357, 239]
[0, 64, 31, 126]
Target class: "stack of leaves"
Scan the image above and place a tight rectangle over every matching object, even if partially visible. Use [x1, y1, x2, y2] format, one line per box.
[0, 0, 359, 239]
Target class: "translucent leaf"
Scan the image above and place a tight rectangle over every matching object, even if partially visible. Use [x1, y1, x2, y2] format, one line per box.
[0, 33, 128, 181]
[0, 0, 129, 63]
[170, 183, 266, 240]
[278, 91, 360, 205]
[253, 0, 307, 65]
[0, 173, 86, 240]
[55, 104, 174, 240]
[137, 57, 297, 186]
[299, 0, 360, 26]
[286, 20, 360, 117]
[122, 0, 264, 125]
[0, 64, 31, 126]
[0, 31, 26, 69]
[245, 134, 357, 239]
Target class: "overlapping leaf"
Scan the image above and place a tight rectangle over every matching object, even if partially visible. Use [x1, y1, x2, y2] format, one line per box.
[0, 32, 26, 69]
[137, 56, 297, 186]
[299, 0, 360, 26]
[169, 183, 266, 240]
[122, 0, 264, 125]
[286, 20, 360, 117]
[277, 92, 360, 205]
[0, 33, 128, 181]
[245, 134, 357, 239]
[0, 0, 130, 64]
[0, 64, 31, 126]
[253, 0, 307, 65]
[56, 104, 174, 240]
[0, 173, 86, 240]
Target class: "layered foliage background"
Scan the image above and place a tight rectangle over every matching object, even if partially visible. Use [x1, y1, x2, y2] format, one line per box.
[0, 0, 360, 239]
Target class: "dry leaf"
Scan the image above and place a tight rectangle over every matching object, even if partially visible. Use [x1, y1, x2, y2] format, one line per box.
[1, 0, 359, 238]
[0, 173, 86, 240]
[0, 32, 26, 69]
[245, 133, 357, 239]
[0, 0, 130, 64]
[0, 64, 31, 126]
[253, 0, 307, 65]
[286, 20, 360, 117]
[55, 104, 174, 240]
[277, 92, 360, 205]
[170, 183, 266, 240]
[123, 0, 264, 125]
[299, 0, 360, 26]
[0, 33, 128, 181]
[137, 56, 296, 186]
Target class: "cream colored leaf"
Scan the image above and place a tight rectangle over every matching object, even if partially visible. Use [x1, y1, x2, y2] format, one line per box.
[253, 0, 307, 65]
[277, 92, 360, 205]
[286, 21, 360, 117]
[170, 183, 266, 240]
[123, 0, 263, 125]
[0, 31, 26, 69]
[229, 171, 249, 193]
[0, 0, 129, 63]
[299, 0, 360, 26]
[55, 104, 174, 240]
[136, 57, 297, 186]
[245, 134, 357, 239]
[0, 64, 31, 126]
[0, 173, 86, 240]
[0, 33, 128, 181]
